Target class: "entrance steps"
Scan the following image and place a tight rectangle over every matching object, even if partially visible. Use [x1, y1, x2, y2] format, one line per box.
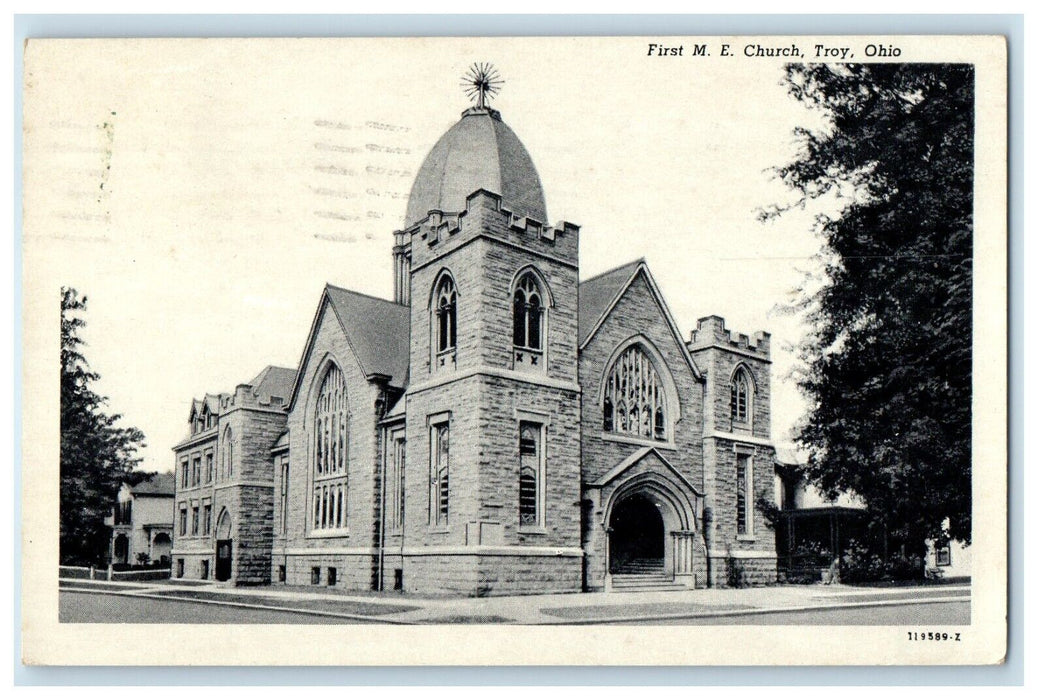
[614, 558, 666, 575]
[610, 559, 689, 592]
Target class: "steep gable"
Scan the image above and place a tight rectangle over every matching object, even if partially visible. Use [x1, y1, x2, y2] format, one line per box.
[578, 259, 644, 346]
[288, 285, 410, 411]
[324, 285, 410, 387]
[579, 261, 701, 382]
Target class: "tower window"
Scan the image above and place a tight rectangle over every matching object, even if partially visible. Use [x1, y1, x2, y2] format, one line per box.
[433, 273, 457, 356]
[429, 422, 450, 527]
[518, 422, 545, 528]
[512, 273, 544, 351]
[730, 367, 752, 426]
[279, 458, 290, 535]
[736, 453, 753, 536]
[222, 427, 234, 480]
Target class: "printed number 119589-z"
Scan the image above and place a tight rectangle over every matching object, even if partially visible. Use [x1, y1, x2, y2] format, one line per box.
[908, 632, 962, 641]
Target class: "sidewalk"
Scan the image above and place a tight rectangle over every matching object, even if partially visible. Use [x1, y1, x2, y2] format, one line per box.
[60, 576, 971, 624]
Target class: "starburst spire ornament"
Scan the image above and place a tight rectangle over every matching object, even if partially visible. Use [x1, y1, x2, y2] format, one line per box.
[460, 62, 504, 110]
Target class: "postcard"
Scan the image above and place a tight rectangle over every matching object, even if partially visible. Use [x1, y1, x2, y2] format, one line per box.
[21, 35, 1007, 665]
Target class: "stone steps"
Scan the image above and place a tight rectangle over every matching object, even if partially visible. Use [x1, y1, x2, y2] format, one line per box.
[611, 574, 689, 592]
[611, 558, 688, 591]
[613, 558, 666, 575]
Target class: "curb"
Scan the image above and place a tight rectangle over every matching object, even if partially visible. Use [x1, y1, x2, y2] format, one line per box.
[538, 595, 972, 625]
[61, 582, 970, 626]
[61, 586, 413, 624]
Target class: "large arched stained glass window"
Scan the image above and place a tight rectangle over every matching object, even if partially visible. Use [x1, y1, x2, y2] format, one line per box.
[602, 345, 667, 441]
[312, 364, 349, 531]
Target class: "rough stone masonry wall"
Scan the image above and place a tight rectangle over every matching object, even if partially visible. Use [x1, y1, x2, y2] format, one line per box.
[472, 213, 578, 384]
[402, 553, 583, 597]
[708, 554, 778, 587]
[234, 484, 276, 584]
[222, 406, 285, 585]
[407, 190, 579, 381]
[283, 553, 374, 590]
[689, 342, 772, 439]
[283, 300, 382, 570]
[689, 319, 777, 586]
[476, 375, 581, 547]
[409, 239, 485, 377]
[403, 376, 483, 547]
[578, 274, 706, 489]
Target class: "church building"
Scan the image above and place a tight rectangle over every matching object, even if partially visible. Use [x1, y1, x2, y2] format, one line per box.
[170, 72, 778, 595]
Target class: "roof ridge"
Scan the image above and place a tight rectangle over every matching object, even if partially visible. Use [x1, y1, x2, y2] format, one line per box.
[324, 283, 406, 308]
[581, 257, 646, 284]
[259, 364, 296, 374]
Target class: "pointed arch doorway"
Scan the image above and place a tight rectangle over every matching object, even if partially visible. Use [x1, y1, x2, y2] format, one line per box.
[598, 459, 703, 590]
[609, 492, 666, 574]
[215, 509, 233, 582]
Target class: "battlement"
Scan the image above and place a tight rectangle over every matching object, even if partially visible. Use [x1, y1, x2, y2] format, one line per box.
[397, 188, 579, 270]
[226, 384, 286, 411]
[688, 315, 771, 359]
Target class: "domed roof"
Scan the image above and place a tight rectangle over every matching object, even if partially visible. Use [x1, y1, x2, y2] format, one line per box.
[404, 107, 547, 228]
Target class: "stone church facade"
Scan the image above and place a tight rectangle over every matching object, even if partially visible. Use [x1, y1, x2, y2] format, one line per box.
[171, 98, 778, 596]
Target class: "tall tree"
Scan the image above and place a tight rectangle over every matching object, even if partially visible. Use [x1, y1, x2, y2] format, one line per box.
[60, 288, 146, 566]
[769, 64, 973, 553]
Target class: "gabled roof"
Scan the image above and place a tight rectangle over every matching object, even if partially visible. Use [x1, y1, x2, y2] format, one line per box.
[578, 258, 644, 344]
[188, 394, 221, 422]
[325, 285, 410, 386]
[578, 259, 703, 382]
[128, 472, 176, 496]
[246, 366, 296, 405]
[590, 446, 703, 498]
[289, 285, 411, 410]
[203, 394, 221, 413]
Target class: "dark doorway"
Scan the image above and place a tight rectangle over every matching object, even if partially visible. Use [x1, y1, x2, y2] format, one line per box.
[113, 534, 129, 565]
[609, 493, 665, 574]
[215, 539, 232, 581]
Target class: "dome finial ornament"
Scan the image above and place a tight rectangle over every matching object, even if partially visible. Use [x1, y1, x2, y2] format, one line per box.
[460, 62, 504, 110]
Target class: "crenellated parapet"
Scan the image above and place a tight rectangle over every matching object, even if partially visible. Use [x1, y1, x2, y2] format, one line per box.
[687, 315, 771, 360]
[396, 189, 579, 272]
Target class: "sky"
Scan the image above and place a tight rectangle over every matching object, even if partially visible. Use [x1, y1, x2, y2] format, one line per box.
[24, 37, 830, 472]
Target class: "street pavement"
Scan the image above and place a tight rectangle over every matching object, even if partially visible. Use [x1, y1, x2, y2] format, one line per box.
[59, 577, 971, 625]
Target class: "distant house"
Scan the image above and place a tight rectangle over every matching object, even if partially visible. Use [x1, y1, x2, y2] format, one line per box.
[773, 448, 867, 580]
[925, 518, 972, 580]
[104, 472, 175, 567]
[773, 449, 971, 581]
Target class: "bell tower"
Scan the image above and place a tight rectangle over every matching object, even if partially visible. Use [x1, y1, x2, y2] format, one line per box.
[394, 65, 584, 595]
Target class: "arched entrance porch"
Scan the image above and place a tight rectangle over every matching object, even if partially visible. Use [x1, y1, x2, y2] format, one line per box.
[603, 473, 699, 589]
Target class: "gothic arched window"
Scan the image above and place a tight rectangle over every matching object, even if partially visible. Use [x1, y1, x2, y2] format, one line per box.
[513, 273, 544, 351]
[433, 273, 457, 356]
[312, 364, 349, 531]
[730, 366, 752, 426]
[602, 344, 668, 441]
[222, 427, 233, 480]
